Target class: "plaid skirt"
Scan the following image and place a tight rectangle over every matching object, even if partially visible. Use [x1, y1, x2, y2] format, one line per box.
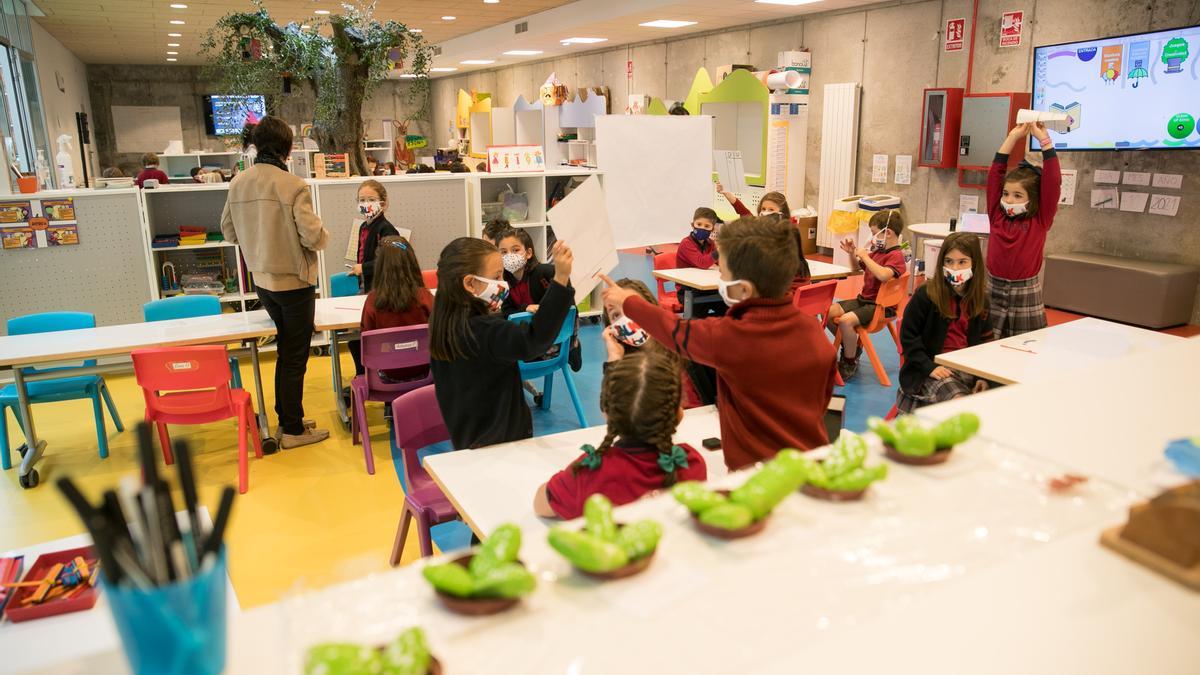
[989, 274, 1046, 339]
[896, 368, 979, 414]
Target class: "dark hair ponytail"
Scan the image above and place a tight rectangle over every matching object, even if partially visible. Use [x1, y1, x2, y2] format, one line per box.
[430, 238, 497, 361]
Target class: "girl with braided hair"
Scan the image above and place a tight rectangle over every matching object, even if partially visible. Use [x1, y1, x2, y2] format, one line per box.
[533, 351, 707, 520]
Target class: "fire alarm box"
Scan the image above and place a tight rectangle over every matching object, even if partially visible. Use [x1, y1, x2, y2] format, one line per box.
[957, 92, 1031, 188]
[918, 88, 963, 169]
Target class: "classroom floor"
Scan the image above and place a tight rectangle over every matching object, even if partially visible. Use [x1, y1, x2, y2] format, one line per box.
[2, 250, 1196, 609]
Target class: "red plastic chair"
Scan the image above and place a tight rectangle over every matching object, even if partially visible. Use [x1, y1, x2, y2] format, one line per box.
[350, 325, 434, 474]
[833, 274, 908, 387]
[131, 346, 263, 494]
[653, 251, 684, 313]
[389, 385, 460, 565]
[421, 269, 438, 290]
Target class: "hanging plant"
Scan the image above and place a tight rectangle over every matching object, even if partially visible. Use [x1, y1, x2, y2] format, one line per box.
[201, 0, 432, 176]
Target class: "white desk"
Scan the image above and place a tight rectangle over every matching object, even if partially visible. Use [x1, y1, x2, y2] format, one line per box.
[907, 222, 992, 294]
[313, 295, 368, 429]
[654, 259, 852, 318]
[423, 406, 727, 537]
[919, 337, 1200, 496]
[935, 317, 1183, 385]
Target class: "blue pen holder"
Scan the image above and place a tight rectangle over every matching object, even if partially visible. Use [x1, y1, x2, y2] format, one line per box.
[104, 550, 227, 675]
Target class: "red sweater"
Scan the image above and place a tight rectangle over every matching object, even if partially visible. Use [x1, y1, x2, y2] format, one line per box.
[986, 150, 1061, 280]
[675, 233, 716, 270]
[362, 287, 434, 381]
[623, 295, 836, 470]
[547, 441, 707, 520]
[135, 168, 170, 188]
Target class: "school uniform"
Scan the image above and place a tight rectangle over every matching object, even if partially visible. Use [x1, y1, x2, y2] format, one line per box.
[674, 232, 721, 309]
[356, 215, 400, 293]
[896, 284, 995, 413]
[986, 149, 1061, 338]
[501, 262, 558, 316]
[622, 295, 836, 471]
[359, 288, 434, 382]
[836, 245, 906, 325]
[432, 280, 573, 449]
[135, 167, 170, 188]
[546, 440, 707, 520]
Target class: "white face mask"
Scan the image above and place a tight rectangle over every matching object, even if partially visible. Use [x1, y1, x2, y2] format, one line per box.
[869, 229, 888, 252]
[472, 275, 509, 309]
[1003, 200, 1028, 217]
[717, 278, 746, 307]
[358, 200, 382, 220]
[501, 252, 526, 275]
[611, 315, 649, 347]
[944, 267, 973, 287]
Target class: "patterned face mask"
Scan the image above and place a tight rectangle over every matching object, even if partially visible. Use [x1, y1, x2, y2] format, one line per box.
[358, 200, 382, 219]
[944, 266, 973, 286]
[611, 315, 649, 347]
[1003, 200, 1028, 217]
[472, 276, 509, 310]
[501, 252, 526, 274]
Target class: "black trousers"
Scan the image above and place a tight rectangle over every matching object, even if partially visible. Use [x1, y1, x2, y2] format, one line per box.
[257, 286, 316, 435]
[348, 338, 364, 376]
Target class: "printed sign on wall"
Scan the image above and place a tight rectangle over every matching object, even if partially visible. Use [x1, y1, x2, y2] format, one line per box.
[486, 145, 546, 173]
[945, 18, 966, 52]
[1000, 11, 1024, 48]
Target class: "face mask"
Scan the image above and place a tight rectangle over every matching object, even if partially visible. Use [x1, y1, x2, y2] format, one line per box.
[869, 230, 888, 252]
[717, 278, 745, 307]
[944, 267, 973, 287]
[472, 276, 509, 309]
[501, 252, 526, 274]
[611, 315, 649, 347]
[1003, 200, 1028, 217]
[358, 200, 381, 219]
[692, 228, 712, 242]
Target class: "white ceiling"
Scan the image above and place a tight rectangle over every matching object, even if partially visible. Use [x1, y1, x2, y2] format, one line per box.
[30, 0, 881, 69]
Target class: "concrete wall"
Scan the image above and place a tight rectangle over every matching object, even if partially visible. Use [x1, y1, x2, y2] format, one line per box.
[31, 21, 93, 185]
[431, 0, 1200, 323]
[86, 65, 430, 175]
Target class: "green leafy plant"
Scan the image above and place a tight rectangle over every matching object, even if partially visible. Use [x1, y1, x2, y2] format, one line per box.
[201, 0, 432, 176]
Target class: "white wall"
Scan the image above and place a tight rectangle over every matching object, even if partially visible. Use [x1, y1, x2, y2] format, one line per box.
[32, 21, 94, 185]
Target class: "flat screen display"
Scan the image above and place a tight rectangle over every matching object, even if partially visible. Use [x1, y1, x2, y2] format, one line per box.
[204, 95, 266, 136]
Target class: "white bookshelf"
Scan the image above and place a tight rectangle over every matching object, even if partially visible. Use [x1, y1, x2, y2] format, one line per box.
[158, 151, 241, 182]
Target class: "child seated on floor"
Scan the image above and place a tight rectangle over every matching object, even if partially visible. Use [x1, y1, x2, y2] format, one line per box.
[534, 351, 707, 519]
[602, 215, 837, 470]
[897, 231, 994, 413]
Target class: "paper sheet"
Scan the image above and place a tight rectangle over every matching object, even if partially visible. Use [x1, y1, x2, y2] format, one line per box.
[1122, 172, 1150, 186]
[1119, 191, 1148, 213]
[871, 154, 888, 184]
[1016, 109, 1070, 133]
[961, 213, 991, 234]
[1148, 194, 1181, 217]
[713, 150, 748, 194]
[1058, 169, 1078, 206]
[344, 218, 365, 262]
[544, 175, 619, 303]
[1152, 173, 1183, 190]
[1093, 170, 1121, 185]
[958, 194, 980, 222]
[894, 155, 912, 185]
[1090, 188, 1118, 209]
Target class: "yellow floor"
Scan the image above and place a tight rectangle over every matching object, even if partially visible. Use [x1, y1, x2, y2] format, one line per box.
[0, 351, 430, 608]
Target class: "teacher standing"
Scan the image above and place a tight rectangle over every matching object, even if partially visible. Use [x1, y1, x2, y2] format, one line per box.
[221, 115, 330, 449]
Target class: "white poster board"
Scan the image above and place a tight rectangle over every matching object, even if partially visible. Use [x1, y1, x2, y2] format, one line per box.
[713, 150, 747, 193]
[544, 175, 618, 303]
[112, 106, 183, 154]
[596, 115, 713, 249]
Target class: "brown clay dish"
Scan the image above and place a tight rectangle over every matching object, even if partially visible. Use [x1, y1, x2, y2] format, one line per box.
[801, 483, 867, 502]
[884, 443, 953, 466]
[373, 650, 443, 675]
[433, 554, 523, 616]
[578, 549, 657, 580]
[690, 491, 769, 539]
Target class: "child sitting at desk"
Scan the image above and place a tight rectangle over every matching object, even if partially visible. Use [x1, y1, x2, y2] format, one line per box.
[602, 215, 836, 471]
[498, 227, 560, 316]
[534, 351, 707, 520]
[715, 184, 791, 220]
[674, 207, 725, 315]
[359, 236, 434, 384]
[135, 153, 170, 188]
[897, 232, 994, 413]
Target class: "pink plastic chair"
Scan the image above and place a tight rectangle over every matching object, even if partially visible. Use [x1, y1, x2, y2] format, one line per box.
[131, 346, 263, 494]
[389, 385, 460, 566]
[420, 269, 438, 290]
[350, 325, 434, 475]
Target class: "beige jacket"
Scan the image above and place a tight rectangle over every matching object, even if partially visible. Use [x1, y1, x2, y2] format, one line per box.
[220, 163, 329, 291]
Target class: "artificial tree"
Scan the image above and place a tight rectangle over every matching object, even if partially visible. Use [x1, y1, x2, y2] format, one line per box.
[201, 0, 432, 176]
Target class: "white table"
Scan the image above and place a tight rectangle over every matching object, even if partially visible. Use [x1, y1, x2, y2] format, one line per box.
[313, 294, 368, 429]
[907, 222, 992, 294]
[935, 317, 1183, 385]
[654, 259, 852, 318]
[423, 406, 727, 537]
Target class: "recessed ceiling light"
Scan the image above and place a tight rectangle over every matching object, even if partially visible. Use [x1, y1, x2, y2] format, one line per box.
[560, 37, 607, 45]
[442, 16, 456, 21]
[484, 0, 499, 4]
[503, 50, 543, 56]
[301, 24, 311, 30]
[167, 43, 180, 47]
[169, 3, 188, 8]
[460, 59, 495, 65]
[169, 20, 185, 25]
[168, 32, 182, 37]
[410, 28, 423, 33]
[314, 9, 330, 15]
[430, 67, 458, 72]
[639, 20, 698, 28]
[754, 0, 823, 5]
[400, 73, 427, 79]
[167, 51, 178, 55]
[167, 58, 178, 62]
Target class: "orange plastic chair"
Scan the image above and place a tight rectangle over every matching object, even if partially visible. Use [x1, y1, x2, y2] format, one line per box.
[653, 251, 683, 313]
[421, 269, 438, 290]
[833, 274, 908, 387]
[131, 346, 263, 494]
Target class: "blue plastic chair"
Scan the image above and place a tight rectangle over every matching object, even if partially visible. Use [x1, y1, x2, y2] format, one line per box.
[509, 307, 587, 428]
[143, 296, 242, 389]
[1, 312, 125, 469]
[330, 272, 360, 298]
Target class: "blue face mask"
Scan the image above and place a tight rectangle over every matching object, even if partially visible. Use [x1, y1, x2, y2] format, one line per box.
[693, 228, 712, 242]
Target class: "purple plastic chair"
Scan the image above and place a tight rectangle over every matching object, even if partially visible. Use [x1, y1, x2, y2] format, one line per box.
[350, 324, 433, 474]
[389, 385, 460, 566]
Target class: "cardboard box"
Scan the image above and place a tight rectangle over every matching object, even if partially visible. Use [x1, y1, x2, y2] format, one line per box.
[795, 216, 818, 255]
[778, 50, 812, 70]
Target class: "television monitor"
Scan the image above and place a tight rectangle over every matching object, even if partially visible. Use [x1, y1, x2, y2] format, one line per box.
[203, 94, 267, 136]
[1031, 24, 1200, 151]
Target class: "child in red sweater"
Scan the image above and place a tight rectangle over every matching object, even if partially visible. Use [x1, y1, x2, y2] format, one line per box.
[675, 207, 720, 270]
[716, 185, 791, 220]
[602, 216, 836, 471]
[134, 152, 170, 188]
[827, 210, 906, 380]
[534, 351, 706, 520]
[360, 235, 434, 383]
[988, 122, 1062, 338]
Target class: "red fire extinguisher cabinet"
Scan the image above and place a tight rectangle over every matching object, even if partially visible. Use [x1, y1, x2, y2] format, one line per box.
[918, 88, 964, 169]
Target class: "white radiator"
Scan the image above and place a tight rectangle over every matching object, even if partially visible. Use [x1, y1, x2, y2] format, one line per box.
[816, 83, 861, 249]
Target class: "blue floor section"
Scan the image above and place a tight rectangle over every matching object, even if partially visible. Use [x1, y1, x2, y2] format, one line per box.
[398, 251, 903, 554]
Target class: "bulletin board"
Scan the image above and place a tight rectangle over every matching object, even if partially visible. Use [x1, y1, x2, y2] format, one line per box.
[112, 106, 183, 153]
